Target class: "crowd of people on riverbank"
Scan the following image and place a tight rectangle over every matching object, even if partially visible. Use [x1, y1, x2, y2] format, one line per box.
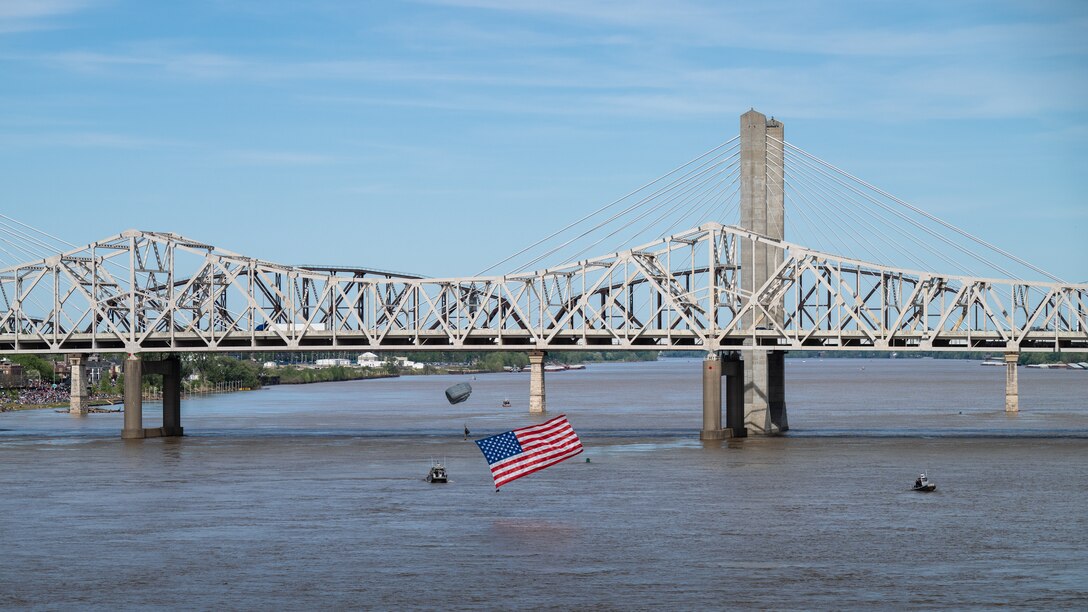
[1, 383, 71, 412]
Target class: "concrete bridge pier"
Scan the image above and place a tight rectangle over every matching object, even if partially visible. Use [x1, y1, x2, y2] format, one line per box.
[769, 351, 788, 431]
[122, 354, 144, 439]
[529, 350, 546, 414]
[68, 353, 89, 415]
[122, 354, 184, 439]
[148, 356, 184, 436]
[739, 109, 789, 435]
[701, 354, 724, 440]
[723, 353, 747, 438]
[744, 350, 788, 435]
[1005, 352, 1019, 413]
[701, 352, 747, 440]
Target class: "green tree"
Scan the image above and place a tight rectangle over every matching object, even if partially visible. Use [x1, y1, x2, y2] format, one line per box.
[9, 355, 56, 380]
[188, 355, 261, 388]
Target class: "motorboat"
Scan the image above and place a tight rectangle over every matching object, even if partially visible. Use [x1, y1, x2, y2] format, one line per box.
[911, 472, 936, 492]
[425, 462, 448, 483]
[501, 399, 512, 408]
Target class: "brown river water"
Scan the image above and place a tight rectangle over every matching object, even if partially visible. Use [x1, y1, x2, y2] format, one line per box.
[1, 358, 1086, 609]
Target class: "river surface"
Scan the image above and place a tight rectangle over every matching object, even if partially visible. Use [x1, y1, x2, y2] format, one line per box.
[2, 358, 1086, 609]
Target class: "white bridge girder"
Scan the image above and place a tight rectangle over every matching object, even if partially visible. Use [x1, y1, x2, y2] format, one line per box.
[1, 226, 1086, 355]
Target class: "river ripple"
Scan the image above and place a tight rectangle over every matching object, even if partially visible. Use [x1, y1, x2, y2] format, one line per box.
[2, 358, 1086, 609]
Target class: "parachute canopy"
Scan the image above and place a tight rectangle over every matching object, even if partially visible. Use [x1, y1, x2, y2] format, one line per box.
[444, 382, 472, 405]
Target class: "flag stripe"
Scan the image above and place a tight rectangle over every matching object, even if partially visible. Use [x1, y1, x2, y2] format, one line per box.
[517, 425, 576, 451]
[491, 437, 583, 478]
[493, 446, 584, 487]
[516, 420, 575, 443]
[475, 415, 583, 489]
[493, 443, 583, 482]
[493, 442, 584, 484]
[513, 416, 570, 439]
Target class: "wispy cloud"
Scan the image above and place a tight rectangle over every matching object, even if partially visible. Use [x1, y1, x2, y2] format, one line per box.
[0, 0, 98, 34]
[20, 2, 1085, 123]
[40, 47, 655, 89]
[221, 150, 341, 166]
[0, 130, 180, 149]
[419, 0, 1088, 59]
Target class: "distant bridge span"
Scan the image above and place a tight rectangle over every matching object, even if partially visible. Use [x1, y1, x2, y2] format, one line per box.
[1, 224, 1085, 356]
[2, 109, 1084, 438]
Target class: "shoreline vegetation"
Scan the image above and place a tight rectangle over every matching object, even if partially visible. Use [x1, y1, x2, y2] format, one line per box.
[265, 350, 659, 385]
[1, 352, 658, 410]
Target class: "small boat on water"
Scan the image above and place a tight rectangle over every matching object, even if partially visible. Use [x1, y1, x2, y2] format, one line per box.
[425, 462, 448, 483]
[501, 399, 512, 408]
[912, 472, 936, 492]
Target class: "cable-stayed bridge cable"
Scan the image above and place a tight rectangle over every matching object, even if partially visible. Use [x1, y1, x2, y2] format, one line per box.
[477, 136, 738, 276]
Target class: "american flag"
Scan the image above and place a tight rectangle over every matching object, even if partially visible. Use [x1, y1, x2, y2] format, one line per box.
[474, 415, 583, 489]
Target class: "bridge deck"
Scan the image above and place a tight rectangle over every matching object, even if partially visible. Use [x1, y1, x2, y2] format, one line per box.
[2, 330, 1084, 354]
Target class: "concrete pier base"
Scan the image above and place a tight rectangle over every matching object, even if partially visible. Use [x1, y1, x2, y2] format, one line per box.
[723, 353, 747, 438]
[1005, 352, 1019, 413]
[529, 350, 546, 414]
[701, 354, 724, 440]
[146, 356, 184, 437]
[701, 352, 747, 440]
[68, 353, 89, 415]
[122, 354, 185, 439]
[122, 354, 144, 439]
[768, 350, 788, 432]
[744, 350, 788, 434]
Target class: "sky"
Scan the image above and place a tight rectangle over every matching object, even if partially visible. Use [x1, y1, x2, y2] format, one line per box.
[1, 0, 1086, 280]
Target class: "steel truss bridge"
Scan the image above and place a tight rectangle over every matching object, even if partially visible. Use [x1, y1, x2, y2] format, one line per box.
[2, 223, 1086, 356]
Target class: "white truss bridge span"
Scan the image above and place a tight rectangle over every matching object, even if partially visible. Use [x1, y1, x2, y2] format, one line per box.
[3, 110, 1082, 434]
[2, 223, 1085, 356]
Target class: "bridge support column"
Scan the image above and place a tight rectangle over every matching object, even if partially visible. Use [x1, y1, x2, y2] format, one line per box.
[122, 354, 185, 439]
[723, 352, 747, 438]
[740, 109, 788, 435]
[529, 350, 546, 414]
[701, 352, 747, 440]
[1005, 352, 1019, 413]
[744, 350, 788, 435]
[158, 356, 183, 437]
[68, 353, 89, 415]
[122, 354, 144, 439]
[701, 354, 724, 440]
[769, 350, 788, 431]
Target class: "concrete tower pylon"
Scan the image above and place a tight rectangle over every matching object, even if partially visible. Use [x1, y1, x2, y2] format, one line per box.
[740, 109, 789, 434]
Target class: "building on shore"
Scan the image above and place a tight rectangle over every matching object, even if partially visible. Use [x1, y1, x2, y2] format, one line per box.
[357, 352, 384, 368]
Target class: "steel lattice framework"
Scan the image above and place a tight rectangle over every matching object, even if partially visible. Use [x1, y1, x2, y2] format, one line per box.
[1, 225, 1086, 355]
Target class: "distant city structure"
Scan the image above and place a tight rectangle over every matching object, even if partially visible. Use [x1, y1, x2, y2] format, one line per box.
[357, 352, 383, 368]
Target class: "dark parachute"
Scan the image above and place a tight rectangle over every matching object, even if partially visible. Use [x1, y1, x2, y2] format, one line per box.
[444, 382, 472, 405]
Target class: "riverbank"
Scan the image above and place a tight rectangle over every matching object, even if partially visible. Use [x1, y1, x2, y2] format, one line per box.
[0, 402, 67, 413]
[272, 370, 404, 383]
[0, 396, 121, 413]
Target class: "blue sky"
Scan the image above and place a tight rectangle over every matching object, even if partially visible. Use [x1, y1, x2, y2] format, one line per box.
[1, 0, 1085, 280]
